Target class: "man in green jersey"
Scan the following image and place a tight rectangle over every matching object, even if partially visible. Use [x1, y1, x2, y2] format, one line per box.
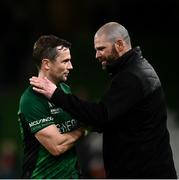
[18, 35, 85, 178]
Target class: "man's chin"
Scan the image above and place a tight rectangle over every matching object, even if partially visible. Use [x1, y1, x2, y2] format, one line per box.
[63, 77, 68, 82]
[58, 77, 67, 83]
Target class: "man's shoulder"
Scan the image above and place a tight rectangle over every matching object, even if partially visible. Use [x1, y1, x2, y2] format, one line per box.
[125, 58, 161, 96]
[19, 86, 47, 108]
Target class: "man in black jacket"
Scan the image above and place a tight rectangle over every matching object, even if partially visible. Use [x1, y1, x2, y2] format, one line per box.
[30, 22, 177, 178]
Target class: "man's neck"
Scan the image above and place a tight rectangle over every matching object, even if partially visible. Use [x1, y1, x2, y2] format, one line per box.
[38, 71, 58, 85]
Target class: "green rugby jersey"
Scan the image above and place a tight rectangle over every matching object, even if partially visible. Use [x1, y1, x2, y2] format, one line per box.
[18, 83, 79, 179]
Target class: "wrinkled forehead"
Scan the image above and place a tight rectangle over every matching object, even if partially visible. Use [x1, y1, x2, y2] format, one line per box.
[56, 45, 70, 55]
[56, 45, 69, 52]
[55, 46, 71, 60]
[94, 34, 111, 48]
[94, 34, 108, 41]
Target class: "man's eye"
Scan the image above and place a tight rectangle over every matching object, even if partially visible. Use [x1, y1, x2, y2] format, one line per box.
[63, 60, 69, 63]
[98, 47, 105, 51]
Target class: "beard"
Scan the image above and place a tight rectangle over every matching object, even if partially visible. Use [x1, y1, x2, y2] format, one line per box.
[107, 44, 119, 62]
[102, 45, 119, 70]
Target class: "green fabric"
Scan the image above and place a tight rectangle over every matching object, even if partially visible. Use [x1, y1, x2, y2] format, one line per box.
[18, 83, 79, 178]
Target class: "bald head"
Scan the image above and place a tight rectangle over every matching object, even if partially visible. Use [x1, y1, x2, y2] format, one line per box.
[95, 22, 131, 47]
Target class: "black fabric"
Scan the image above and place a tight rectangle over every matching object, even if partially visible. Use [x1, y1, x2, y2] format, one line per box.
[50, 47, 177, 178]
[51, 88, 107, 132]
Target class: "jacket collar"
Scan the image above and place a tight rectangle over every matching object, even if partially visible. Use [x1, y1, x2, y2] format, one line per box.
[106, 46, 142, 77]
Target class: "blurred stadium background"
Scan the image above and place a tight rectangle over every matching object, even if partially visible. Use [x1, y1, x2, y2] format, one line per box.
[0, 0, 178, 178]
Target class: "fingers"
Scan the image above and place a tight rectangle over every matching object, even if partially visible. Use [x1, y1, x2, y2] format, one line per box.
[30, 80, 42, 89]
[29, 77, 38, 85]
[29, 77, 45, 88]
[32, 86, 45, 94]
[29, 76, 55, 99]
[29, 76, 49, 85]
[30, 76, 39, 82]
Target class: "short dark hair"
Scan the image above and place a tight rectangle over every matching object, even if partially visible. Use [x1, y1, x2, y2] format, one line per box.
[33, 35, 71, 69]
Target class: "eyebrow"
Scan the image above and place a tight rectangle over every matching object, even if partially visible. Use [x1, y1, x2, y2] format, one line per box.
[95, 46, 105, 50]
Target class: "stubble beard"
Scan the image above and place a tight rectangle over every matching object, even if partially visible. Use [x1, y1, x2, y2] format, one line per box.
[102, 45, 119, 70]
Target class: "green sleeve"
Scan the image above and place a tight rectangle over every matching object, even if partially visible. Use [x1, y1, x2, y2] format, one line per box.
[20, 91, 55, 134]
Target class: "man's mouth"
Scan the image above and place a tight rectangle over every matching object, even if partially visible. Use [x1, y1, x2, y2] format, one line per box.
[64, 72, 69, 77]
[101, 61, 107, 66]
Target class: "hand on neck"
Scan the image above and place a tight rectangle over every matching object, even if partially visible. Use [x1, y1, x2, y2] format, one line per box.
[38, 71, 57, 85]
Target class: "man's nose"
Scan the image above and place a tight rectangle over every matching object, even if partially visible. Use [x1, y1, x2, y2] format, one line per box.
[68, 61, 73, 69]
[96, 51, 101, 59]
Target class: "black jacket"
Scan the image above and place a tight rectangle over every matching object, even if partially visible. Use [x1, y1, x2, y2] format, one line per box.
[51, 47, 177, 178]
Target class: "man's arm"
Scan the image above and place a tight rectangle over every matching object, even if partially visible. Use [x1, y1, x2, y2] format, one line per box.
[35, 124, 84, 156]
[29, 77, 107, 129]
[30, 73, 143, 127]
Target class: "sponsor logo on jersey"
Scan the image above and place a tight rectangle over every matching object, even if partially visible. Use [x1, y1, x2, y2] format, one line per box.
[48, 102, 63, 114]
[56, 119, 77, 133]
[29, 116, 54, 127]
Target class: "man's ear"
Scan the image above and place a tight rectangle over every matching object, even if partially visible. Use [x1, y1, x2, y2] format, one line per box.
[115, 39, 124, 51]
[42, 59, 50, 70]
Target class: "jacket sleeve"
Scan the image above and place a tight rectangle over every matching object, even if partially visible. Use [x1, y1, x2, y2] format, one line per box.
[50, 88, 108, 131]
[50, 72, 143, 127]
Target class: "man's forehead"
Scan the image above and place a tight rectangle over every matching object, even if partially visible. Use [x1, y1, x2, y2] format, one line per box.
[94, 34, 109, 44]
[56, 46, 69, 52]
[56, 46, 70, 58]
